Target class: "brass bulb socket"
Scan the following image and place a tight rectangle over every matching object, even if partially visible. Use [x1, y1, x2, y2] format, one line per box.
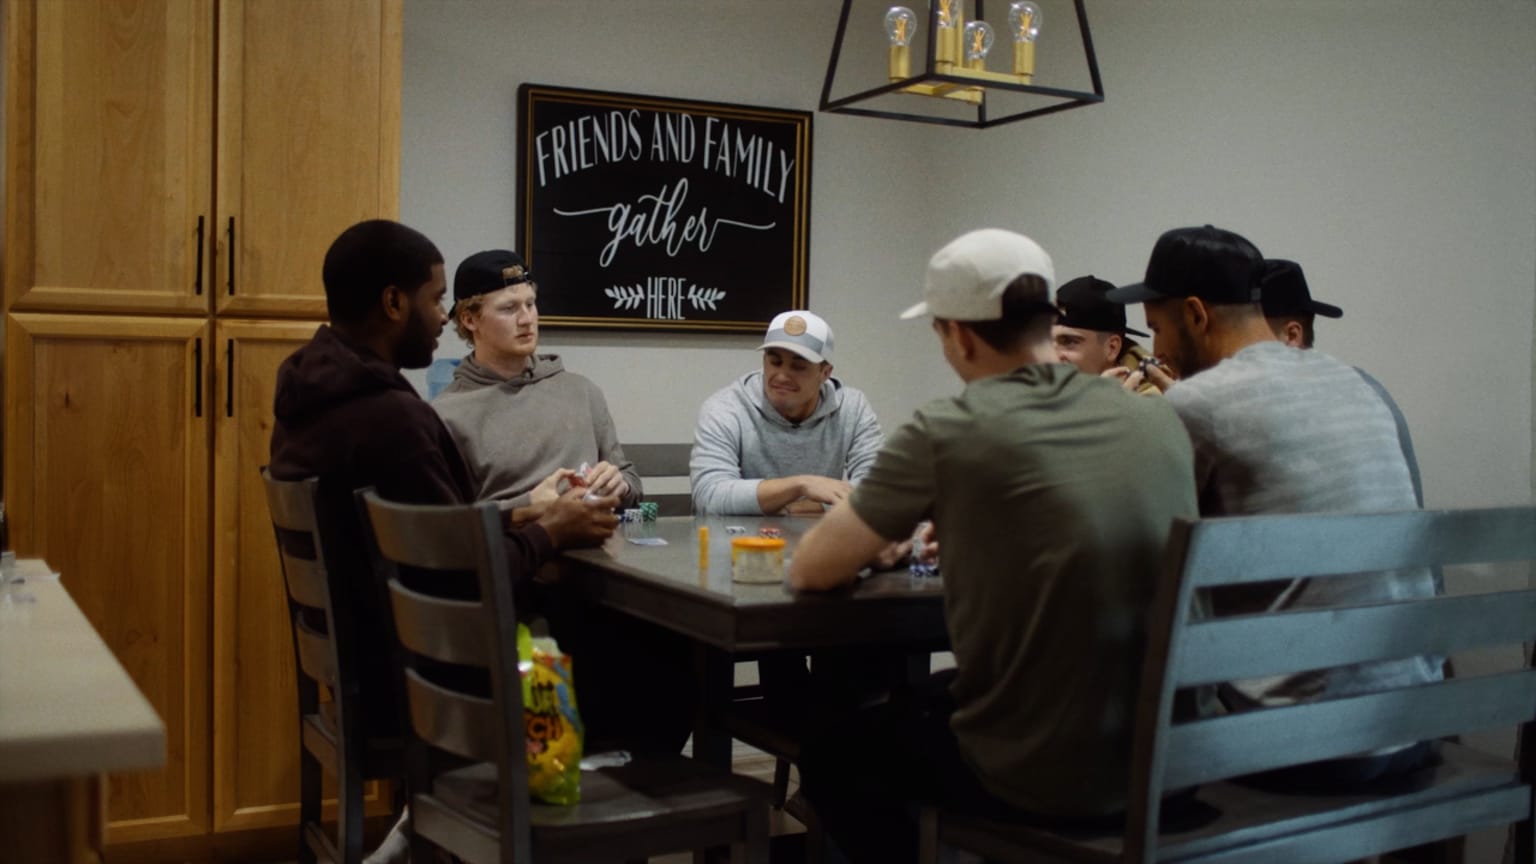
[1012, 41, 1036, 80]
[889, 44, 911, 80]
[936, 24, 960, 65]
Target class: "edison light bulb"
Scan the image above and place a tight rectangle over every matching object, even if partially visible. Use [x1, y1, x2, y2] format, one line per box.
[1009, 1, 1041, 42]
[886, 6, 916, 45]
[885, 7, 917, 80]
[963, 19, 994, 69]
[1009, 1, 1041, 80]
[935, 0, 963, 65]
[937, 0, 962, 29]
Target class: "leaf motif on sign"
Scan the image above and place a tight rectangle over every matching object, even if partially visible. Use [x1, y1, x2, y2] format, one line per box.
[605, 285, 645, 310]
[686, 285, 727, 311]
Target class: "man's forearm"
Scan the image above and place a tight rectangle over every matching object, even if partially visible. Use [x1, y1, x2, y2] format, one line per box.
[789, 499, 889, 591]
[755, 476, 807, 514]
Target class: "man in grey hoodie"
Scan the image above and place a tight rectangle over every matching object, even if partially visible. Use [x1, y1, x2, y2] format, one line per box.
[434, 249, 691, 755]
[690, 310, 884, 516]
[434, 249, 642, 509]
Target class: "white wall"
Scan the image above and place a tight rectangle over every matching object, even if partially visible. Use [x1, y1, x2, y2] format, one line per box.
[401, 0, 954, 443]
[403, 0, 1535, 512]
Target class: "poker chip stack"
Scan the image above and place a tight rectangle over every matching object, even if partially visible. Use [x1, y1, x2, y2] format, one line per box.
[908, 560, 940, 581]
[639, 502, 658, 522]
[622, 508, 642, 523]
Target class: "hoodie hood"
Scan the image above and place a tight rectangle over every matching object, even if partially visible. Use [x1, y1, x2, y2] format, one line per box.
[451, 353, 565, 392]
[273, 325, 417, 424]
[734, 370, 846, 429]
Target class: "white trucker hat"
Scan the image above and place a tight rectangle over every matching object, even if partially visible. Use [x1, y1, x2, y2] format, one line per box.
[759, 310, 835, 364]
[900, 228, 1056, 321]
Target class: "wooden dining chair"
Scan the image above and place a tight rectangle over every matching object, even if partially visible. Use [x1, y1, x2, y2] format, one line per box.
[622, 443, 694, 517]
[356, 489, 771, 864]
[922, 506, 1536, 864]
[260, 469, 400, 864]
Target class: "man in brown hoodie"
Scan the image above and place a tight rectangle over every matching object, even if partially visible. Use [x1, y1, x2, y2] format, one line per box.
[270, 219, 617, 746]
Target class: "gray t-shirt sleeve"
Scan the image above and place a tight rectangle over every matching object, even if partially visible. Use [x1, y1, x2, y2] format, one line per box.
[848, 417, 935, 541]
[1166, 383, 1218, 508]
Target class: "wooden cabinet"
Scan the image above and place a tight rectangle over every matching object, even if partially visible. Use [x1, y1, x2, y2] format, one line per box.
[4, 1, 213, 316]
[3, 313, 211, 842]
[5, 0, 399, 320]
[3, 0, 401, 852]
[216, 1, 401, 318]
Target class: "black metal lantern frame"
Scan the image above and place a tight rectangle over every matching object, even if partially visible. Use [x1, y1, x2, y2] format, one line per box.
[819, 0, 1104, 129]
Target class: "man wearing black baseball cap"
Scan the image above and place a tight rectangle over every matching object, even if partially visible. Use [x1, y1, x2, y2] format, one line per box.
[1108, 225, 1440, 789]
[434, 249, 641, 510]
[1259, 258, 1342, 349]
[1052, 275, 1161, 393]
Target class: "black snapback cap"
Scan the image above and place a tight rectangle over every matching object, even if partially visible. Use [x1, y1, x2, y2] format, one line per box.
[1056, 275, 1149, 337]
[1258, 259, 1342, 319]
[1106, 225, 1264, 306]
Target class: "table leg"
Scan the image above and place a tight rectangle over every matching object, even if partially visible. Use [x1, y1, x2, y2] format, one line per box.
[693, 643, 734, 770]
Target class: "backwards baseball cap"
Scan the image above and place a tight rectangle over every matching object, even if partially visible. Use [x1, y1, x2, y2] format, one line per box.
[1055, 275, 1149, 337]
[901, 228, 1056, 321]
[1105, 225, 1263, 306]
[1259, 259, 1342, 319]
[452, 249, 534, 312]
[760, 310, 835, 364]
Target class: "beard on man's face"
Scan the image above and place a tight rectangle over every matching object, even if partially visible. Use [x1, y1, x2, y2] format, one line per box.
[396, 304, 437, 370]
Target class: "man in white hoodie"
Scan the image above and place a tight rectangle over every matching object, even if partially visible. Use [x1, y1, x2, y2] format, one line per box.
[690, 310, 885, 516]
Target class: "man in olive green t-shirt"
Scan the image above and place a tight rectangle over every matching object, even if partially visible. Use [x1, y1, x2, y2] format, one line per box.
[790, 229, 1197, 863]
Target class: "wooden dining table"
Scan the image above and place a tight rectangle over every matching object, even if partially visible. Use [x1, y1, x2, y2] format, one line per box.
[556, 515, 948, 768]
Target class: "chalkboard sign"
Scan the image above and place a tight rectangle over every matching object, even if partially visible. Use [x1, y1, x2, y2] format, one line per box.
[517, 84, 812, 333]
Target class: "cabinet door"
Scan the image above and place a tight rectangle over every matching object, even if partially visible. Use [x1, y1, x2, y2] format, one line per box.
[3, 0, 213, 315]
[215, 0, 402, 318]
[3, 313, 212, 842]
[210, 321, 390, 831]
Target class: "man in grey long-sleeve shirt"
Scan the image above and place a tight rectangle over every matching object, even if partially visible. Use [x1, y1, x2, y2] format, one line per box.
[1108, 225, 1440, 785]
[690, 309, 885, 516]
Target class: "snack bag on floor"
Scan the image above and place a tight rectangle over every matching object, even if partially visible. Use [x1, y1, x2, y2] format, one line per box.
[517, 623, 584, 804]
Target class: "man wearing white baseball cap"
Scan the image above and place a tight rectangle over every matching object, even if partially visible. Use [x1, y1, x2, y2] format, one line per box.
[690, 308, 884, 516]
[790, 229, 1197, 862]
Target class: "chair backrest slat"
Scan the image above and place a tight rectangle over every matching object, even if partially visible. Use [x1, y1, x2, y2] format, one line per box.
[294, 614, 337, 686]
[388, 581, 490, 666]
[365, 498, 487, 572]
[1177, 590, 1536, 688]
[1182, 507, 1535, 588]
[280, 552, 330, 610]
[625, 443, 692, 476]
[1164, 670, 1536, 789]
[624, 442, 694, 516]
[404, 669, 498, 763]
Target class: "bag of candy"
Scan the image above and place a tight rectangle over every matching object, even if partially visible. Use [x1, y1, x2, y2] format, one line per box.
[517, 623, 584, 804]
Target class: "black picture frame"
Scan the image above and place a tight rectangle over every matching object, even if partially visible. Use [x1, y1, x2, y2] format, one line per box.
[516, 84, 813, 333]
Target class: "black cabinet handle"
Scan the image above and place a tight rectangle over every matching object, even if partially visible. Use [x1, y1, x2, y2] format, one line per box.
[194, 216, 205, 295]
[225, 339, 234, 417]
[193, 338, 203, 417]
[226, 217, 236, 295]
